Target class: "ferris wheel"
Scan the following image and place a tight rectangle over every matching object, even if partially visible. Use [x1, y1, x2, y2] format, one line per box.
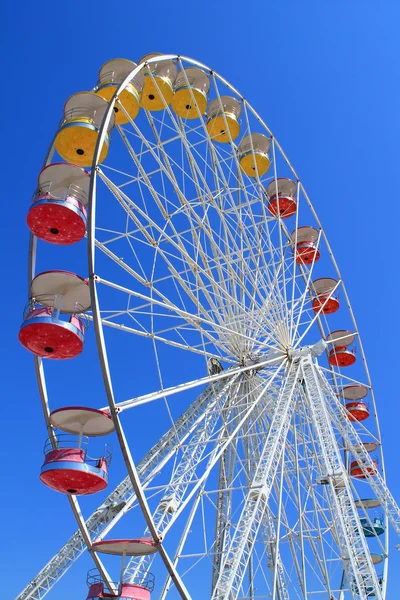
[17, 54, 400, 600]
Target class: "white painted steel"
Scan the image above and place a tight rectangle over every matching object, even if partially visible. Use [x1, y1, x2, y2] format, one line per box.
[22, 54, 398, 600]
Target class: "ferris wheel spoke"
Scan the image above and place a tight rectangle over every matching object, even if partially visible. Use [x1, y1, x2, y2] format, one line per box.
[289, 231, 323, 346]
[115, 122, 288, 348]
[96, 276, 280, 358]
[113, 355, 287, 413]
[97, 171, 283, 350]
[96, 314, 223, 358]
[287, 179, 302, 340]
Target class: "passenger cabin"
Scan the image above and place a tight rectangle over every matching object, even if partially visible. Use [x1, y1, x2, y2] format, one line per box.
[206, 96, 242, 143]
[238, 133, 271, 177]
[311, 278, 340, 315]
[40, 407, 114, 495]
[95, 58, 144, 124]
[138, 53, 177, 111]
[354, 498, 381, 510]
[360, 516, 385, 537]
[352, 441, 378, 453]
[339, 385, 370, 422]
[40, 436, 111, 495]
[291, 226, 320, 265]
[266, 178, 297, 219]
[88, 540, 158, 600]
[350, 456, 378, 479]
[86, 563, 155, 600]
[351, 574, 382, 598]
[55, 92, 115, 166]
[326, 330, 356, 367]
[18, 271, 90, 359]
[27, 162, 90, 245]
[172, 67, 210, 119]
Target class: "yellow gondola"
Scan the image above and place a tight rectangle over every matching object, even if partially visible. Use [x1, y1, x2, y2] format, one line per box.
[55, 92, 115, 166]
[139, 53, 177, 111]
[95, 58, 144, 125]
[206, 96, 241, 143]
[172, 67, 210, 119]
[238, 133, 271, 177]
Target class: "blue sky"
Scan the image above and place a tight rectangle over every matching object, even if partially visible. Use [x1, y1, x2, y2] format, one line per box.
[2, 0, 400, 598]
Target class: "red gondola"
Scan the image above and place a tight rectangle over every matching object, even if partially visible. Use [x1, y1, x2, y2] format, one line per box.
[350, 457, 378, 479]
[266, 178, 297, 218]
[326, 330, 356, 367]
[345, 402, 370, 422]
[311, 278, 340, 315]
[339, 385, 370, 421]
[291, 226, 320, 265]
[27, 163, 90, 245]
[40, 407, 115, 495]
[40, 435, 111, 495]
[19, 271, 90, 359]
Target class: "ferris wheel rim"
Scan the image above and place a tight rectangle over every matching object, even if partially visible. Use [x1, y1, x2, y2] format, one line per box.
[25, 53, 390, 600]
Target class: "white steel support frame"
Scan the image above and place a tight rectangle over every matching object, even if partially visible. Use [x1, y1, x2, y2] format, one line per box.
[301, 357, 383, 600]
[261, 384, 337, 599]
[123, 374, 242, 581]
[125, 365, 286, 584]
[210, 362, 300, 600]
[241, 378, 291, 600]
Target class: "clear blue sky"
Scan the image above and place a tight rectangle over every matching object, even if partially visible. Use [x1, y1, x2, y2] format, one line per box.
[2, 0, 400, 598]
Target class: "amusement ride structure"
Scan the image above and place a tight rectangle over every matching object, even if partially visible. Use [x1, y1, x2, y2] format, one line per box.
[17, 54, 400, 600]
